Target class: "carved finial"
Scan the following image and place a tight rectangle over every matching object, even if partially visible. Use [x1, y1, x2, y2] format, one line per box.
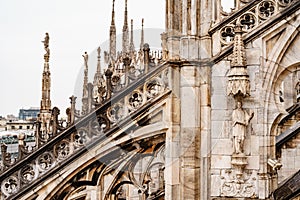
[130, 19, 135, 53]
[94, 46, 105, 101]
[97, 47, 102, 73]
[111, 0, 115, 26]
[109, 0, 117, 61]
[124, 0, 128, 26]
[231, 25, 246, 67]
[140, 18, 145, 50]
[227, 25, 250, 97]
[122, 0, 130, 54]
[97, 47, 101, 59]
[82, 51, 89, 115]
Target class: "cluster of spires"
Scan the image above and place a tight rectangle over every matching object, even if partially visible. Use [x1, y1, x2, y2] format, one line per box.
[109, 0, 145, 61]
[81, 0, 147, 114]
[38, 0, 157, 138]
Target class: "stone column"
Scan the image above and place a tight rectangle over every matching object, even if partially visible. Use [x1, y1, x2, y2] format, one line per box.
[199, 64, 211, 200]
[165, 65, 181, 200]
[179, 63, 202, 200]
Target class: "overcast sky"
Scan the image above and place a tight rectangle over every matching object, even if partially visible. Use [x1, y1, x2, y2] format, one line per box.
[0, 0, 233, 117]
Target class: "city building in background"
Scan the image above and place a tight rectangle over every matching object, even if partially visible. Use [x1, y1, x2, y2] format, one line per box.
[18, 107, 39, 121]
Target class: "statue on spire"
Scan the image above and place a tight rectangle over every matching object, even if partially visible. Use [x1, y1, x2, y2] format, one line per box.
[42, 33, 50, 60]
[82, 51, 89, 68]
[42, 32, 49, 48]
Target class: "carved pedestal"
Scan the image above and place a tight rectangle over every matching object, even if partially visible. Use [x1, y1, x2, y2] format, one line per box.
[231, 153, 247, 179]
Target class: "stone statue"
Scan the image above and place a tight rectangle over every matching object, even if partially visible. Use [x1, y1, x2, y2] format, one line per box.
[82, 52, 88, 67]
[232, 101, 253, 154]
[42, 33, 50, 58]
[42, 32, 49, 48]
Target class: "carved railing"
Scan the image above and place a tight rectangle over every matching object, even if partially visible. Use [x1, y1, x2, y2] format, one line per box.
[211, 0, 296, 48]
[0, 47, 171, 199]
[216, 0, 257, 22]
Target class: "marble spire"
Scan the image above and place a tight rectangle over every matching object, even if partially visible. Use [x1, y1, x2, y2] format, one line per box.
[38, 33, 53, 140]
[109, 0, 117, 61]
[82, 52, 89, 114]
[40, 32, 51, 111]
[122, 0, 130, 55]
[140, 18, 144, 50]
[130, 19, 135, 53]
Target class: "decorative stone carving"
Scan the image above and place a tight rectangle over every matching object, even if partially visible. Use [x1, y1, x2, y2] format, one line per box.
[231, 154, 248, 178]
[225, 23, 256, 199]
[278, 0, 294, 6]
[20, 164, 37, 184]
[107, 103, 125, 123]
[74, 128, 89, 147]
[258, 1, 276, 19]
[128, 90, 144, 111]
[220, 27, 235, 43]
[54, 140, 71, 160]
[145, 78, 164, 99]
[227, 25, 251, 97]
[220, 170, 258, 198]
[238, 12, 257, 31]
[37, 152, 55, 172]
[1, 176, 19, 197]
[94, 115, 110, 133]
[214, 0, 294, 47]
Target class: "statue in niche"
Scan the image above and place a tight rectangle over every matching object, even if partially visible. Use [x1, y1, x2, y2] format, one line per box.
[232, 101, 254, 154]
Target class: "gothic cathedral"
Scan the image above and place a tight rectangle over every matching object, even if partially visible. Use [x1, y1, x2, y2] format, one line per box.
[1, 0, 300, 199]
